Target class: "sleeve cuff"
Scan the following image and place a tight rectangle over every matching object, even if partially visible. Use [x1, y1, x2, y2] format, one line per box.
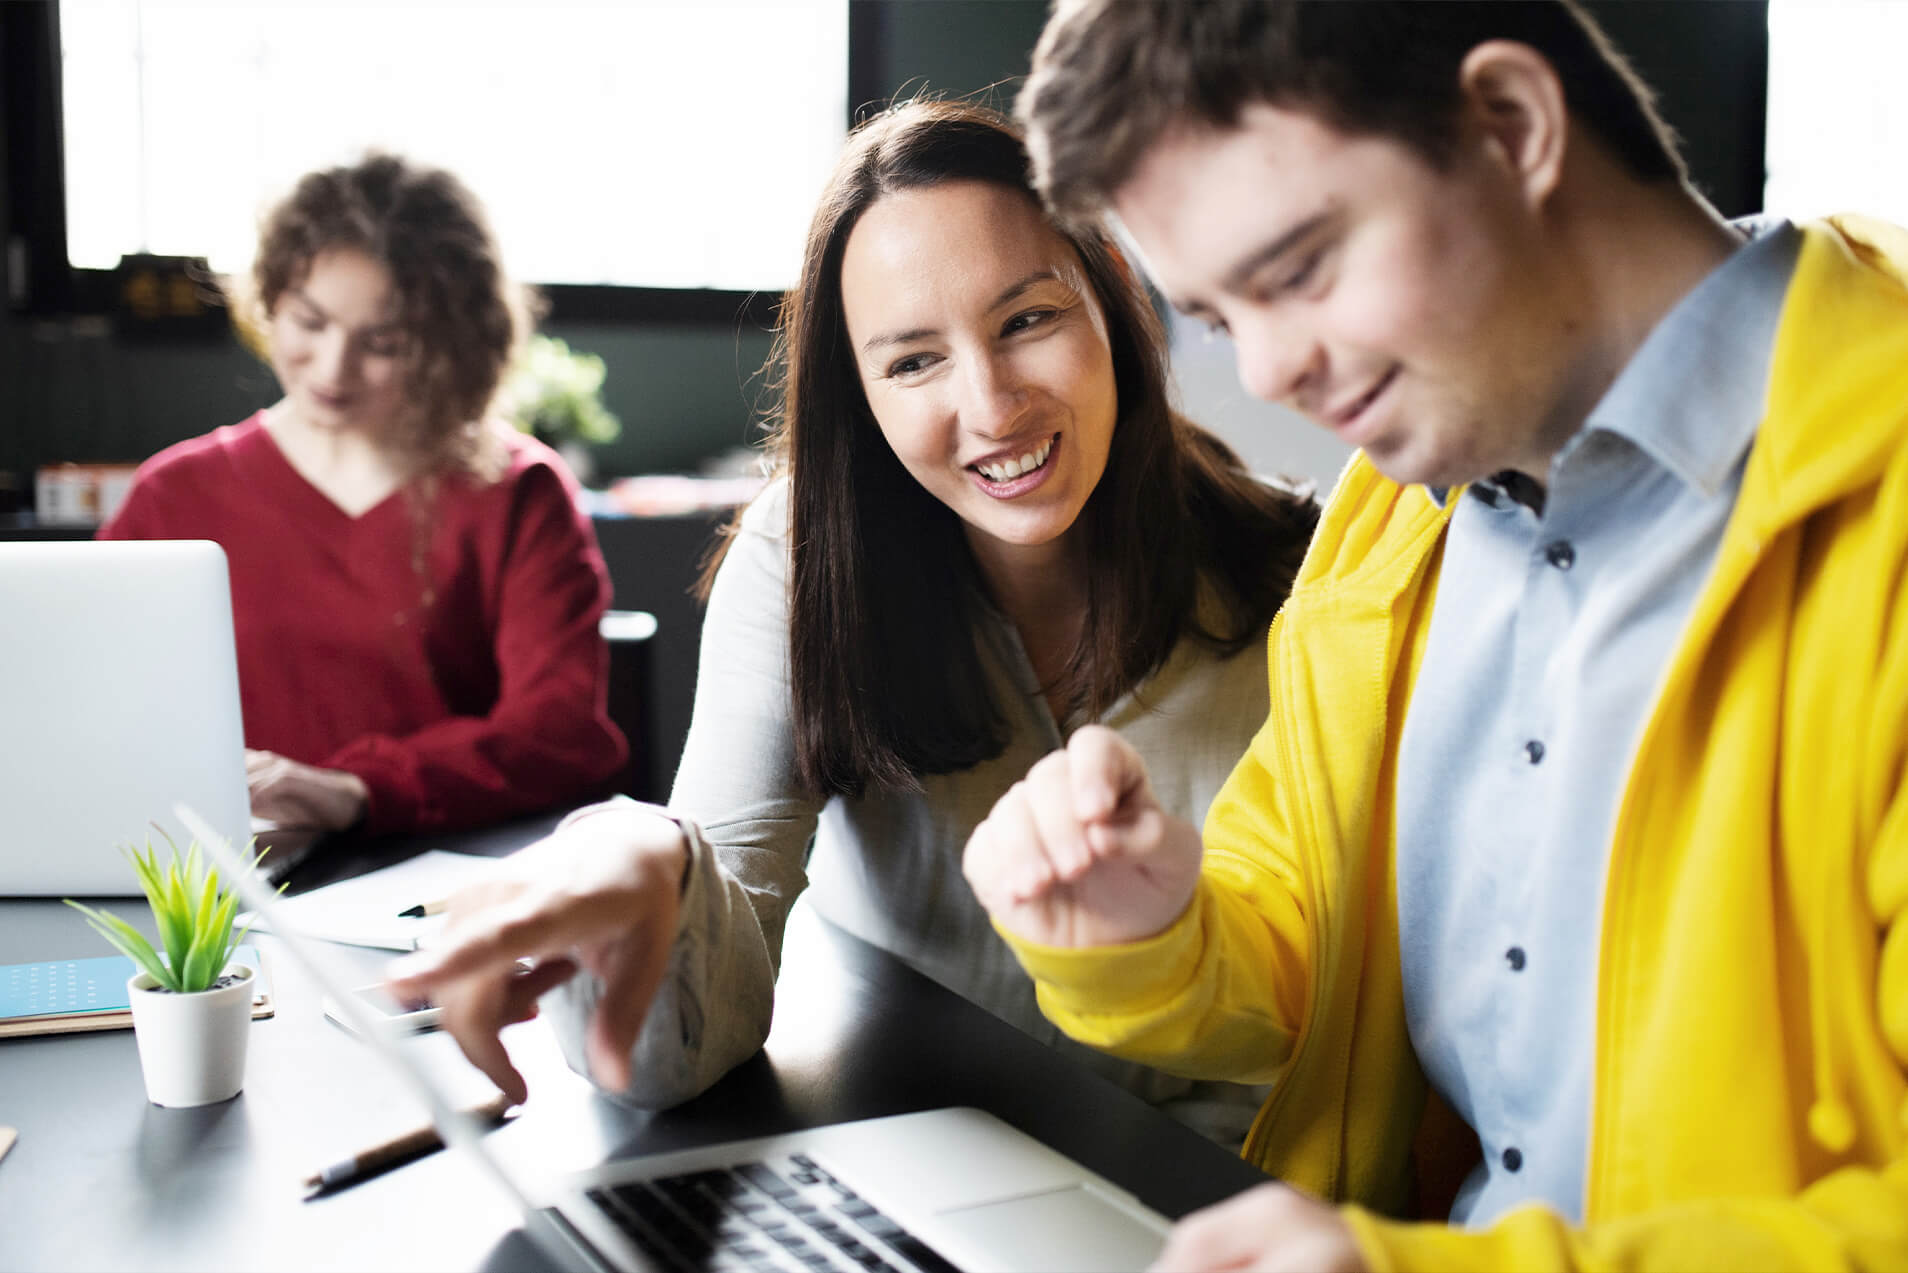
[559, 797, 708, 904]
[1340, 1203, 1570, 1273]
[990, 886, 1209, 1020]
[321, 735, 436, 834]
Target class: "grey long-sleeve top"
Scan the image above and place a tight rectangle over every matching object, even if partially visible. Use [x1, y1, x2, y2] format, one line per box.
[549, 480, 1275, 1145]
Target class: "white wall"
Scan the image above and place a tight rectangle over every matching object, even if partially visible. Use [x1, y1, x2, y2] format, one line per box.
[1765, 0, 1908, 227]
[1166, 312, 1354, 495]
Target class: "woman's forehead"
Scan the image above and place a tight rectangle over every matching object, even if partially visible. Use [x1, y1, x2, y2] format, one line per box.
[844, 183, 1083, 310]
[285, 247, 403, 326]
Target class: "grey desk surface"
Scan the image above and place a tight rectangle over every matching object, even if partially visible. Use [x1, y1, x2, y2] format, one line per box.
[0, 816, 1269, 1271]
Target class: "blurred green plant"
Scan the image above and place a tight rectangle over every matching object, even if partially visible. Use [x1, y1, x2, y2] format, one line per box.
[506, 334, 622, 448]
[64, 833, 267, 993]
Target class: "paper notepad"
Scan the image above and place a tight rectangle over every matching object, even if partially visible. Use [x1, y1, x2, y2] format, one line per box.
[237, 850, 498, 951]
[0, 945, 273, 1038]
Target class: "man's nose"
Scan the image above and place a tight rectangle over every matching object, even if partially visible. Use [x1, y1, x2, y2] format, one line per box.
[1231, 312, 1324, 408]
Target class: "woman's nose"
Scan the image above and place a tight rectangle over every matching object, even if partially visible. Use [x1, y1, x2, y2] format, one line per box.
[312, 331, 354, 385]
[959, 356, 1030, 438]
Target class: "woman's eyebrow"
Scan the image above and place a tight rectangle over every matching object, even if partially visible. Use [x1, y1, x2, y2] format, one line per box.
[286, 288, 402, 336]
[860, 324, 939, 357]
[987, 269, 1061, 311]
[859, 268, 1066, 357]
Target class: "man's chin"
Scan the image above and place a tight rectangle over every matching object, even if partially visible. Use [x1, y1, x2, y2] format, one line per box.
[1358, 432, 1489, 493]
[1360, 436, 1436, 490]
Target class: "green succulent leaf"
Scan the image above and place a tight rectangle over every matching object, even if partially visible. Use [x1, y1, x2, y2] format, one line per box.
[64, 900, 175, 990]
[64, 830, 264, 995]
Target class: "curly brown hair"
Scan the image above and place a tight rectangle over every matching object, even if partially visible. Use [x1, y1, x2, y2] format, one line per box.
[235, 153, 536, 477]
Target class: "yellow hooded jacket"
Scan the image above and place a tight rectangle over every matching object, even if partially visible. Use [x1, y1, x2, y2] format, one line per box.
[1007, 218, 1908, 1269]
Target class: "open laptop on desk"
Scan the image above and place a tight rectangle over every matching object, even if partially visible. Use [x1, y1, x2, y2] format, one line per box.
[180, 803, 1173, 1273]
[0, 541, 253, 895]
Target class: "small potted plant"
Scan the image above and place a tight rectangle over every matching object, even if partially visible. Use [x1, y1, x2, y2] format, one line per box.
[65, 834, 266, 1108]
[505, 334, 622, 483]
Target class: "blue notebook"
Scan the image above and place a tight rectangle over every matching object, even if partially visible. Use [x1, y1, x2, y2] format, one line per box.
[0, 946, 271, 1037]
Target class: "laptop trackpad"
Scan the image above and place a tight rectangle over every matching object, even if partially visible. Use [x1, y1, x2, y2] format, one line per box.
[937, 1185, 1166, 1273]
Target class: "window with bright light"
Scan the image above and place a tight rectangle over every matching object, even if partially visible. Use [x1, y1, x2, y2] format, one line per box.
[1765, 0, 1908, 225]
[60, 0, 848, 290]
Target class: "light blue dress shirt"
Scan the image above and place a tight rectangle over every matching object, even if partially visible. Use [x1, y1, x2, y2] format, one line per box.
[1393, 219, 1800, 1226]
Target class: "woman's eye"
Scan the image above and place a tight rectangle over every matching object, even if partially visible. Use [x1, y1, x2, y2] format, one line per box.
[1002, 307, 1057, 336]
[1202, 317, 1231, 341]
[887, 353, 934, 378]
[363, 337, 405, 358]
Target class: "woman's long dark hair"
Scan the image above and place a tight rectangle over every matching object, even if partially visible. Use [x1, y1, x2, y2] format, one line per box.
[707, 99, 1316, 798]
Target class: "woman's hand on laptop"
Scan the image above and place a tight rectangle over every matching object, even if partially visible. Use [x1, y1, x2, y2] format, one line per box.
[384, 806, 690, 1104]
[245, 749, 368, 831]
[962, 725, 1203, 949]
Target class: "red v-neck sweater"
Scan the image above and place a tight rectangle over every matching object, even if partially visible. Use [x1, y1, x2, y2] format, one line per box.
[100, 414, 626, 833]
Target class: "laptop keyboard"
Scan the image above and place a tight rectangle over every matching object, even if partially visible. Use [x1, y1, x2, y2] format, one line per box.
[587, 1152, 962, 1273]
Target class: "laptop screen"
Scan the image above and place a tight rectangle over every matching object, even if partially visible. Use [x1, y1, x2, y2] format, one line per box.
[1, 541, 251, 896]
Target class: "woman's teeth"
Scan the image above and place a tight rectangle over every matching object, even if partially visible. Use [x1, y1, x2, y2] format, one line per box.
[975, 436, 1054, 483]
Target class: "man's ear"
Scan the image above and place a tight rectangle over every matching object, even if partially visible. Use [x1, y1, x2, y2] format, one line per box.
[1457, 39, 1568, 208]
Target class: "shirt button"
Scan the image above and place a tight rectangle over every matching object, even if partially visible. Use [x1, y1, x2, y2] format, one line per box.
[1506, 946, 1527, 971]
[1544, 540, 1576, 570]
[1502, 1146, 1523, 1172]
[1524, 739, 1546, 765]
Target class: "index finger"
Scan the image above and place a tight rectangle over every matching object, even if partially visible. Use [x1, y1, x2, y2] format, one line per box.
[385, 892, 584, 1000]
[1065, 724, 1149, 824]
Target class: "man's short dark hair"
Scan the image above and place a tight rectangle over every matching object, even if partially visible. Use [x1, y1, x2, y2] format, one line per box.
[1018, 0, 1687, 222]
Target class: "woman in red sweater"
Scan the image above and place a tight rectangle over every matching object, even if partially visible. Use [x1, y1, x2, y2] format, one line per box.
[101, 154, 625, 835]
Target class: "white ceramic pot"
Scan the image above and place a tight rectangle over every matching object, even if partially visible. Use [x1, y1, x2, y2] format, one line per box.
[126, 963, 254, 1108]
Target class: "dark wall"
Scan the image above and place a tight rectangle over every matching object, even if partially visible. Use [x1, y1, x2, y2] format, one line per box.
[1, 6, 40, 506]
[1583, 0, 1768, 218]
[854, 0, 1048, 116]
[2, 313, 781, 479]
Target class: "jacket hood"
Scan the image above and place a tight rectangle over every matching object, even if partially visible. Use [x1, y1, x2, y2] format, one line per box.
[1747, 216, 1908, 533]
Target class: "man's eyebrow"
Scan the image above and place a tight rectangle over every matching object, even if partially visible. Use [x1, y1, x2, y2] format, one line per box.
[1217, 209, 1336, 294]
[859, 270, 1064, 357]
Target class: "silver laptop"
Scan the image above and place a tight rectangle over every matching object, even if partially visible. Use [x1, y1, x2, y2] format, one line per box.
[180, 804, 1173, 1273]
[0, 541, 252, 895]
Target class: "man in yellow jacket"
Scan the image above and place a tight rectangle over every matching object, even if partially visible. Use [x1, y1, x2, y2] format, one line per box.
[964, 1, 1908, 1268]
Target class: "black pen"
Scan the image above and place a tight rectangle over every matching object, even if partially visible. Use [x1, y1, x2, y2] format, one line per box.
[302, 1093, 514, 1195]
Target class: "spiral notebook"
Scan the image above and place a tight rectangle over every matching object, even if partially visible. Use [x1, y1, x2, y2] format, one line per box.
[0, 945, 273, 1039]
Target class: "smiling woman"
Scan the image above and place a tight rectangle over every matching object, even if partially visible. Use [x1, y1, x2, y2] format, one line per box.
[382, 101, 1320, 1151]
[98, 154, 627, 838]
[840, 179, 1120, 713]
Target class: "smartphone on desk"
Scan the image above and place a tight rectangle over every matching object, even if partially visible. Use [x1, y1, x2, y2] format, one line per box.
[323, 982, 443, 1036]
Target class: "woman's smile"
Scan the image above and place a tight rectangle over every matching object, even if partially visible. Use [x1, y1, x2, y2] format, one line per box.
[969, 432, 1060, 496]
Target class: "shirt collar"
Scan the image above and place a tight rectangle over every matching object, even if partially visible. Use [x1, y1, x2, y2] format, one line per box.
[1574, 217, 1799, 497]
[1427, 217, 1800, 510]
